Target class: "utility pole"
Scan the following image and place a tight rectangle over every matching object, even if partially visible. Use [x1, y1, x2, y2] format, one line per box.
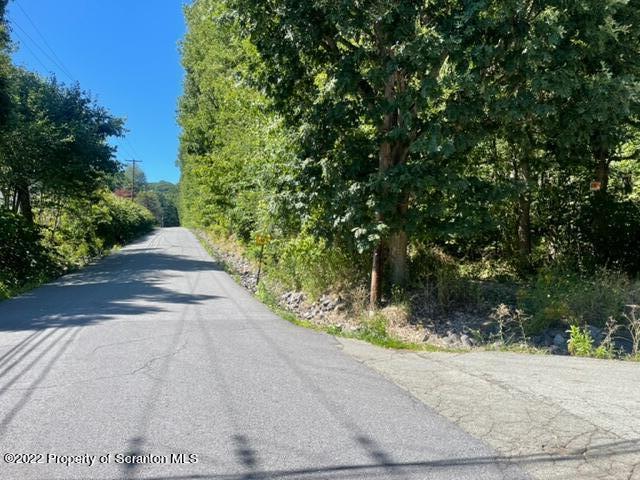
[125, 159, 142, 200]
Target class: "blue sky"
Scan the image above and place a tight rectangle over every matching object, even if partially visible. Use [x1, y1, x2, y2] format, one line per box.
[6, 0, 185, 184]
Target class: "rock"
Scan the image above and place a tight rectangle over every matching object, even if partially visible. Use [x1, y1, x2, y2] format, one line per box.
[460, 334, 474, 348]
[553, 333, 566, 347]
[587, 325, 603, 342]
[445, 333, 461, 346]
[531, 335, 543, 346]
[543, 332, 554, 347]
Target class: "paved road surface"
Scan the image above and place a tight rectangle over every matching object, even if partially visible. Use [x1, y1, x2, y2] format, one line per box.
[0, 228, 526, 480]
[342, 338, 640, 480]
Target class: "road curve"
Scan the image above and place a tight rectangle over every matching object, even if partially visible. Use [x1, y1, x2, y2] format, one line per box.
[0, 228, 526, 480]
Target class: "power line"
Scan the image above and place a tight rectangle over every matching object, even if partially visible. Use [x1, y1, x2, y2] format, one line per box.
[14, 1, 75, 81]
[11, 19, 74, 83]
[125, 138, 141, 158]
[11, 5, 145, 166]
[116, 139, 138, 161]
[11, 29, 52, 74]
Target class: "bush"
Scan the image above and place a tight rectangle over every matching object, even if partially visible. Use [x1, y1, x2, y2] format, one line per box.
[409, 244, 483, 312]
[264, 234, 356, 299]
[578, 198, 640, 275]
[96, 193, 155, 246]
[1, 192, 154, 299]
[567, 325, 594, 357]
[0, 209, 57, 297]
[517, 268, 638, 333]
[52, 192, 154, 265]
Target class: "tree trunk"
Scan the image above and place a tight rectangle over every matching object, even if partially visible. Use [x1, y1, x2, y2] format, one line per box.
[16, 182, 33, 225]
[517, 193, 531, 258]
[369, 69, 411, 306]
[594, 155, 609, 195]
[516, 159, 532, 269]
[369, 244, 383, 308]
[370, 133, 392, 308]
[389, 228, 408, 287]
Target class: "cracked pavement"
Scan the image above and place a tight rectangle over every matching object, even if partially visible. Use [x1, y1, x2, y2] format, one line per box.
[339, 339, 640, 480]
[0, 227, 527, 480]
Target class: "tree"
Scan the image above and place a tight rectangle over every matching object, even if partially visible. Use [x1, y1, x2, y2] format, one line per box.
[148, 181, 180, 227]
[178, 0, 289, 240]
[0, 68, 124, 224]
[117, 164, 147, 198]
[135, 191, 162, 225]
[232, 0, 484, 304]
[0, 0, 11, 128]
[178, 0, 640, 302]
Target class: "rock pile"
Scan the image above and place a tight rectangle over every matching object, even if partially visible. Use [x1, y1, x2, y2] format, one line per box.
[196, 231, 634, 356]
[280, 292, 347, 321]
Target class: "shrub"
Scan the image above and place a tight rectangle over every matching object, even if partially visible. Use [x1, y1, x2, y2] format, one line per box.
[0, 208, 57, 297]
[578, 198, 640, 276]
[517, 268, 636, 333]
[96, 193, 155, 246]
[1, 192, 154, 299]
[409, 244, 483, 312]
[567, 325, 594, 357]
[264, 234, 356, 299]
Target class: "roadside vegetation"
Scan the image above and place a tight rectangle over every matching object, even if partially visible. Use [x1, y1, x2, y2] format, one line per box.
[0, 3, 158, 299]
[113, 165, 180, 228]
[178, 0, 640, 359]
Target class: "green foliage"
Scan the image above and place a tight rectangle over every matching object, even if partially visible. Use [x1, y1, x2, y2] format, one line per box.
[0, 68, 124, 223]
[0, 193, 154, 298]
[518, 269, 636, 333]
[120, 164, 147, 196]
[179, 0, 640, 313]
[593, 345, 615, 360]
[178, 0, 291, 240]
[567, 325, 594, 357]
[0, 0, 10, 130]
[264, 235, 355, 299]
[135, 191, 163, 225]
[409, 245, 484, 312]
[0, 209, 56, 297]
[93, 193, 155, 247]
[578, 198, 640, 275]
[0, 19, 155, 300]
[147, 181, 180, 227]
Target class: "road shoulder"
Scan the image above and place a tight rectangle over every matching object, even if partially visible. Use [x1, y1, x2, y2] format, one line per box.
[338, 338, 640, 480]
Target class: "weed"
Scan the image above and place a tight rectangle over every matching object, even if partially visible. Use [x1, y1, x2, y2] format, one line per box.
[489, 304, 530, 345]
[518, 268, 637, 333]
[594, 317, 621, 359]
[623, 305, 640, 356]
[567, 325, 594, 357]
[326, 324, 343, 335]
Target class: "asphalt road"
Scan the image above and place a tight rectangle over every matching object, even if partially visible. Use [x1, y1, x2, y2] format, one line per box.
[0, 228, 526, 480]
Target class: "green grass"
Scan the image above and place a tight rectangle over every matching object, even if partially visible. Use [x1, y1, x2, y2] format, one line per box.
[256, 281, 443, 351]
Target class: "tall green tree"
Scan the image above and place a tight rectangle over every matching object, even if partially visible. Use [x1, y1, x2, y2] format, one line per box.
[118, 164, 147, 198]
[232, 0, 484, 303]
[0, 0, 10, 128]
[0, 69, 123, 224]
[148, 181, 180, 227]
[178, 0, 290, 240]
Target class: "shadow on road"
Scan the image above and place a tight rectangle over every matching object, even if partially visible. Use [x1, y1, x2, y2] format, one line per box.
[0, 249, 222, 332]
[0, 243, 222, 436]
[0, 327, 82, 436]
[108, 436, 640, 479]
